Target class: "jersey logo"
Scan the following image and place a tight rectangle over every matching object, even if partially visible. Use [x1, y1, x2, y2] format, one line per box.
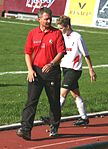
[66, 48, 72, 51]
[72, 42, 74, 46]
[49, 39, 53, 44]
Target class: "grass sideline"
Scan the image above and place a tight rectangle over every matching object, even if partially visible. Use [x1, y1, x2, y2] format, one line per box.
[0, 18, 108, 126]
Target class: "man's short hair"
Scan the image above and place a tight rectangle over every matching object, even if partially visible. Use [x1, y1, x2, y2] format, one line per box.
[37, 7, 52, 18]
[56, 15, 71, 27]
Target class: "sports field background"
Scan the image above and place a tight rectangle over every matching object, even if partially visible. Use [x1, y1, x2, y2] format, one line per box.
[0, 18, 108, 126]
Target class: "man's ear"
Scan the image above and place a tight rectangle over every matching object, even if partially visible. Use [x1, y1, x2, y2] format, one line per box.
[67, 25, 70, 29]
[37, 18, 40, 22]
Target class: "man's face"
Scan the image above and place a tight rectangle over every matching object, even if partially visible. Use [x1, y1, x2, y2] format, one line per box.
[57, 24, 67, 34]
[38, 12, 52, 29]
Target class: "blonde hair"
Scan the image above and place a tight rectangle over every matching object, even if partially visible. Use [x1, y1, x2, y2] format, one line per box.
[56, 15, 71, 27]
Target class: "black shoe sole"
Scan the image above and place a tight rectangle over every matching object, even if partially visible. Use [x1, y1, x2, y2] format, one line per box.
[73, 120, 89, 126]
[74, 123, 89, 126]
[16, 129, 31, 140]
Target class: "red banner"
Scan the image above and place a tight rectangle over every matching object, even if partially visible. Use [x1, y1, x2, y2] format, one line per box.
[3, 0, 67, 16]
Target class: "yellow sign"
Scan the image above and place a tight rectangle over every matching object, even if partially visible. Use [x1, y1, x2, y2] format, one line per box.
[66, 0, 97, 26]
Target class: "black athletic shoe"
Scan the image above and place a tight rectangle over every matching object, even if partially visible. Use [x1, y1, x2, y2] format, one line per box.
[49, 124, 58, 137]
[73, 118, 89, 126]
[16, 128, 31, 140]
[41, 116, 50, 125]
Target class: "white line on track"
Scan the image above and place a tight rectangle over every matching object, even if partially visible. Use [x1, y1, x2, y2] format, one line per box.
[0, 64, 108, 76]
[27, 136, 108, 149]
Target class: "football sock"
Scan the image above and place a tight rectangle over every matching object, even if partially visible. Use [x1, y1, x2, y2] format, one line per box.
[75, 96, 87, 119]
[60, 96, 66, 107]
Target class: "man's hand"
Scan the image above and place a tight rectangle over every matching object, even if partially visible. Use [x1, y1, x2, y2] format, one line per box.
[89, 69, 97, 82]
[42, 63, 53, 73]
[27, 69, 37, 82]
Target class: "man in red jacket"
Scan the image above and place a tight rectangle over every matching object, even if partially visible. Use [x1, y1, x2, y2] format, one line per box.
[16, 7, 65, 140]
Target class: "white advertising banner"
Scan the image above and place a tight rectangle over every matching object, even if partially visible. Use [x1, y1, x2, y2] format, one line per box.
[95, 0, 108, 28]
[64, 0, 108, 28]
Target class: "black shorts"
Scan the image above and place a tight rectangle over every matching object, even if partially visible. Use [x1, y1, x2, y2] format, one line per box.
[61, 68, 82, 91]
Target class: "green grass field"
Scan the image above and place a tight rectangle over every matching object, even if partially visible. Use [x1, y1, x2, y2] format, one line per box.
[0, 18, 108, 126]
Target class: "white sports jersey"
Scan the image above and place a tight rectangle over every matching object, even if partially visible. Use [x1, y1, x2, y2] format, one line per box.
[60, 31, 89, 70]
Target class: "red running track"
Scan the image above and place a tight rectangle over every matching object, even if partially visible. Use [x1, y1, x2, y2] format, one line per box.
[0, 116, 108, 149]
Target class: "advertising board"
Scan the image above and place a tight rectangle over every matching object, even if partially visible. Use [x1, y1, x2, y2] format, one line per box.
[3, 0, 67, 16]
[95, 0, 108, 27]
[65, 0, 96, 26]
